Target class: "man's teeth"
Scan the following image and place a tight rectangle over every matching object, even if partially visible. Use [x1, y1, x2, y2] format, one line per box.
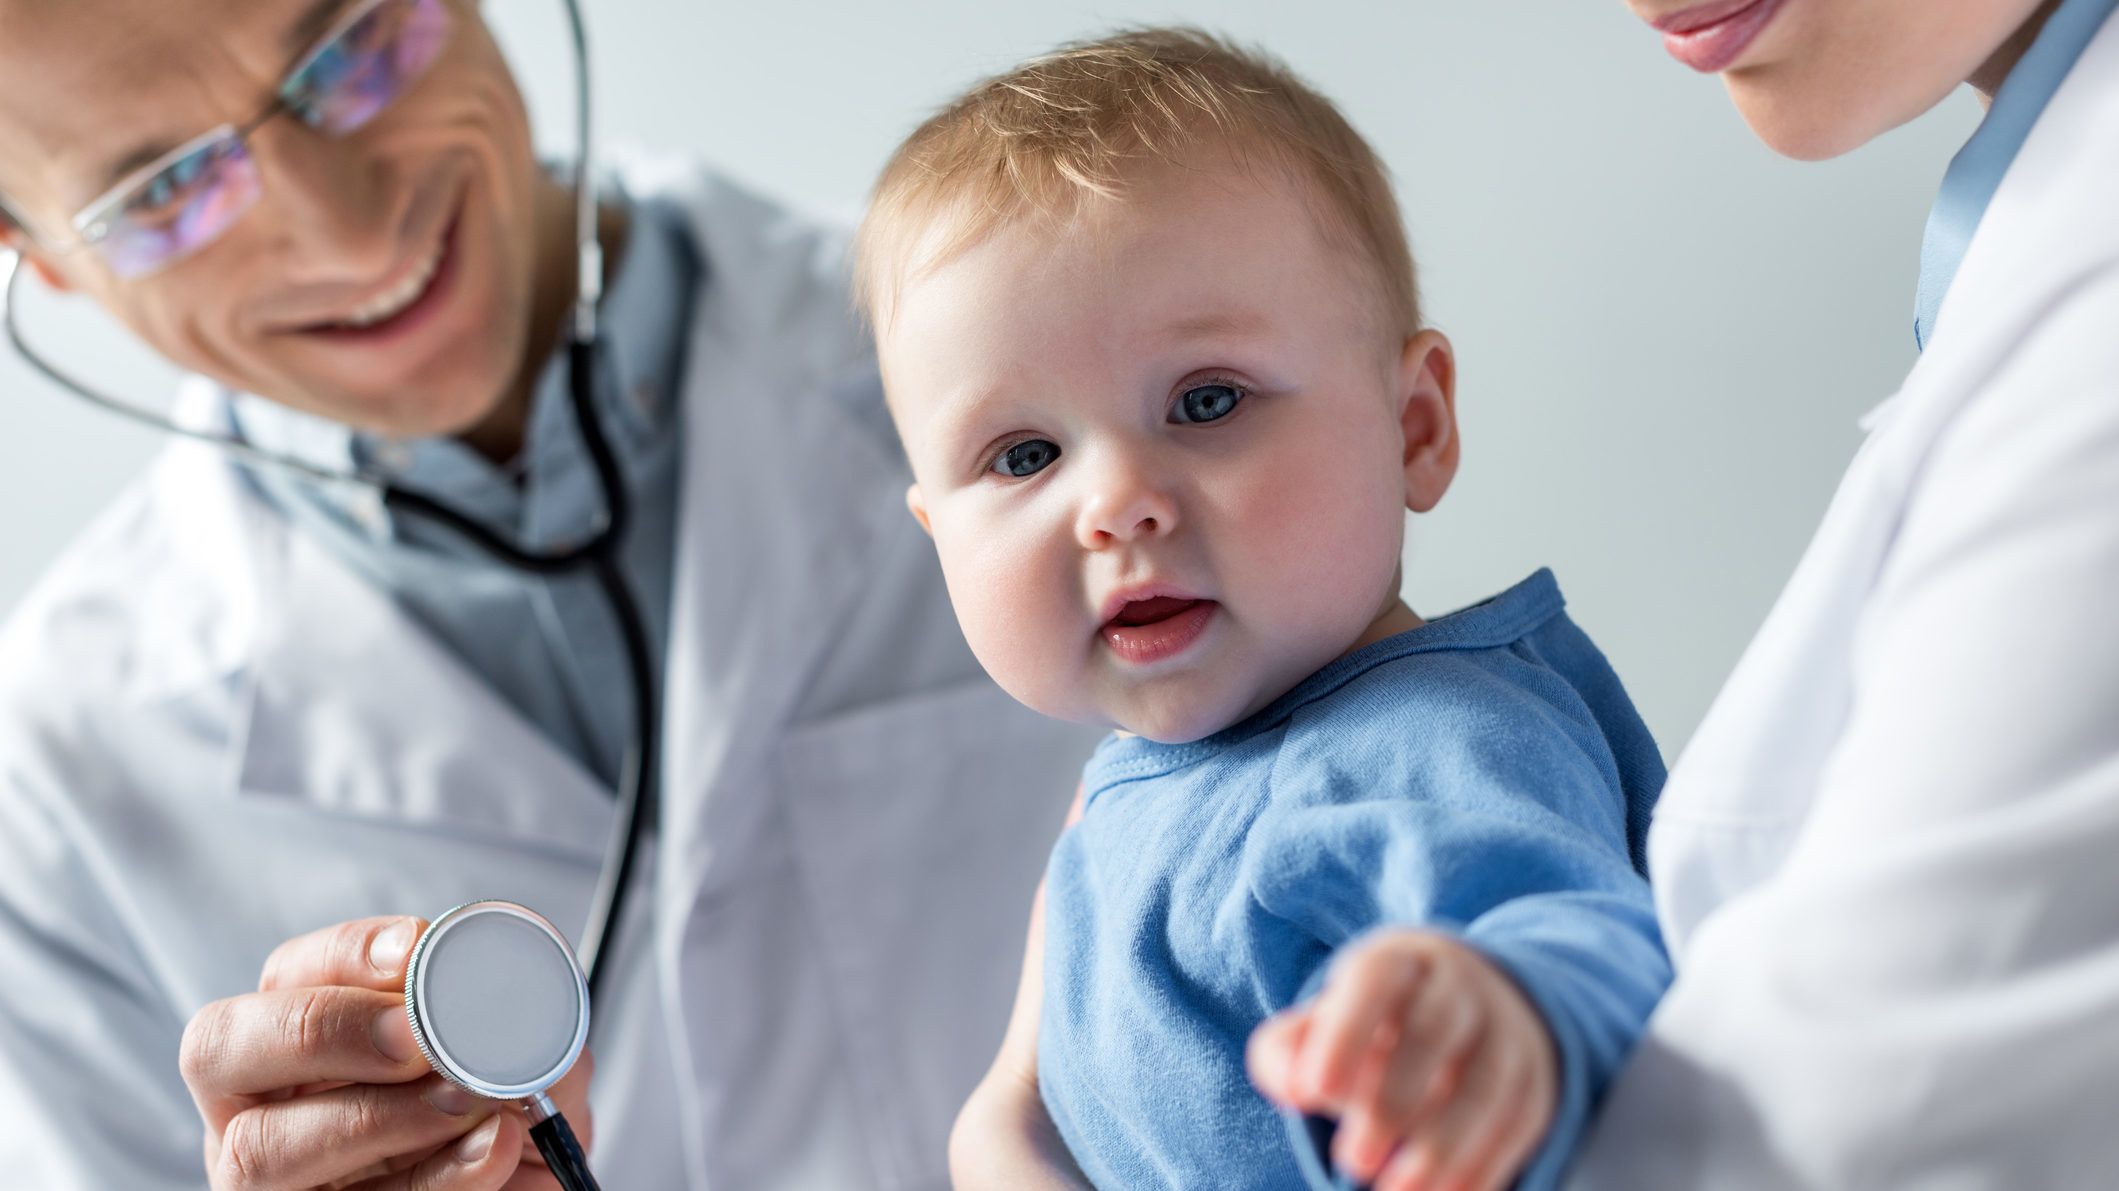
[333, 243, 444, 329]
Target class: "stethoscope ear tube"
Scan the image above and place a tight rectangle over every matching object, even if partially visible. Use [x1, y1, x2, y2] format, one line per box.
[11, 0, 647, 1138]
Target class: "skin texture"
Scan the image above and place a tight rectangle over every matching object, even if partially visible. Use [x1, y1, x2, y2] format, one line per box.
[0, 3, 599, 1184]
[1619, 0, 2060, 159]
[883, 156, 1554, 1190]
[1247, 934, 1557, 1191]
[883, 154, 1449, 746]
[0, 0, 583, 459]
[181, 916, 595, 1190]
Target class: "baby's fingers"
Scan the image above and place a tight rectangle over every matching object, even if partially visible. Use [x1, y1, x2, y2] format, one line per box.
[1372, 1045, 1529, 1191]
[1331, 980, 1486, 1180]
[1247, 1008, 1312, 1107]
[1299, 948, 1423, 1103]
[1373, 975, 1485, 1132]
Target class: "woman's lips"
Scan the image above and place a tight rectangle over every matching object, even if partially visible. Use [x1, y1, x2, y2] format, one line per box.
[1655, 0, 1787, 72]
[1101, 598, 1218, 666]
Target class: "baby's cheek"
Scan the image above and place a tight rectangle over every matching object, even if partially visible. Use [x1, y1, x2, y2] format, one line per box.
[1247, 442, 1404, 605]
[934, 526, 1083, 721]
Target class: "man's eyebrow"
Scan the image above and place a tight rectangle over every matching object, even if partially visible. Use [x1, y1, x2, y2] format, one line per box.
[82, 0, 350, 205]
[285, 0, 355, 58]
[87, 138, 186, 205]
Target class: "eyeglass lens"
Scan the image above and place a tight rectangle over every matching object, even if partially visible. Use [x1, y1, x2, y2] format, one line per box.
[87, 0, 452, 278]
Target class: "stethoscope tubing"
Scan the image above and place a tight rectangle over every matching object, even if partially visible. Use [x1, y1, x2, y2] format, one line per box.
[0, 0, 646, 1064]
[7, 10, 634, 1183]
[530, 1095, 601, 1191]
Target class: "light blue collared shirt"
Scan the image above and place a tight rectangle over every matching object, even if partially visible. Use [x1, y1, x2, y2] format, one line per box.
[1916, 0, 2119, 349]
[228, 190, 698, 789]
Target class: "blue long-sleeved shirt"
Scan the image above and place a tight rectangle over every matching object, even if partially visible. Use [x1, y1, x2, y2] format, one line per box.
[1039, 570, 1669, 1189]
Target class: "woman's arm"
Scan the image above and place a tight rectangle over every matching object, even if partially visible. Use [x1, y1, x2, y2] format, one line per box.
[1574, 267, 2119, 1186]
[949, 789, 1091, 1190]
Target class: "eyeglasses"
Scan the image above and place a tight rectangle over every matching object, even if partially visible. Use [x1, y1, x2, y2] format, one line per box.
[5, 0, 452, 279]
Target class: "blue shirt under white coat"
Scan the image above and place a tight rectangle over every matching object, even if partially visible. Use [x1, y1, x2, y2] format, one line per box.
[225, 189, 696, 789]
[1915, 0, 2119, 349]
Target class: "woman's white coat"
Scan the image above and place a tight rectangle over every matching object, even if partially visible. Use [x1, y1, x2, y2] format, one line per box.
[1573, 18, 2119, 1187]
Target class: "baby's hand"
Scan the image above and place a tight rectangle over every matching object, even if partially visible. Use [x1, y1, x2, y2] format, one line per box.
[1247, 931, 1556, 1191]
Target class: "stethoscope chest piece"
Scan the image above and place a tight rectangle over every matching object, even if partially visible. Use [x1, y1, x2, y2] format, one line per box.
[404, 900, 602, 1189]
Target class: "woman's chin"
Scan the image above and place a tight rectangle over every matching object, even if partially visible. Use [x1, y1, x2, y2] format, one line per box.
[1727, 70, 1960, 162]
[1728, 88, 1875, 161]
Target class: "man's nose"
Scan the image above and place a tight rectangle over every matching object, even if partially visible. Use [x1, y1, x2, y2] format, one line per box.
[254, 126, 401, 281]
[1075, 451, 1180, 550]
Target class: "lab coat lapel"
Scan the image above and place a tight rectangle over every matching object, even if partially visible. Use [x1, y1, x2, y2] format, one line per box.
[651, 301, 898, 906]
[231, 505, 612, 861]
[641, 163, 908, 1190]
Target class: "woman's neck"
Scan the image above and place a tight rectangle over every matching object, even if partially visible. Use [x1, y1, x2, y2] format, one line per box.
[1970, 0, 2065, 105]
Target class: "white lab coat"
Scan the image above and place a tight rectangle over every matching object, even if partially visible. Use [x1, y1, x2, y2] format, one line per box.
[1571, 17, 2119, 1189]
[0, 154, 1099, 1191]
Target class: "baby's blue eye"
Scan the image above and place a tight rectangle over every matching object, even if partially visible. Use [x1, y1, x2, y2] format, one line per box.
[1171, 382, 1243, 424]
[993, 439, 1060, 478]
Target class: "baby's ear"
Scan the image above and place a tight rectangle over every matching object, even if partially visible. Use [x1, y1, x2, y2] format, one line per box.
[905, 483, 933, 537]
[1396, 329, 1459, 513]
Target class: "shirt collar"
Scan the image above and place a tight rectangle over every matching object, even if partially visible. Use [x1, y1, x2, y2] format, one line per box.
[1915, 0, 2118, 350]
[228, 179, 699, 537]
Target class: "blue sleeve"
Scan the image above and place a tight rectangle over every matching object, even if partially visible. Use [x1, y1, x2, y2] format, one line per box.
[1247, 680, 1670, 1190]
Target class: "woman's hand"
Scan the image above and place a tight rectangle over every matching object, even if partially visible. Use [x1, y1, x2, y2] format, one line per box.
[1249, 931, 1555, 1191]
[179, 915, 594, 1190]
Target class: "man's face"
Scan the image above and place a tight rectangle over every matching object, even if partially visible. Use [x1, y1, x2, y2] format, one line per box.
[0, 0, 555, 440]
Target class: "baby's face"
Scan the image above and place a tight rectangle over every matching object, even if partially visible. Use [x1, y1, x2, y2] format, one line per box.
[881, 161, 1448, 743]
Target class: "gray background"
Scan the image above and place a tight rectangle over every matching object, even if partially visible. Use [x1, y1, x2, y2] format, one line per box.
[0, 1, 1979, 753]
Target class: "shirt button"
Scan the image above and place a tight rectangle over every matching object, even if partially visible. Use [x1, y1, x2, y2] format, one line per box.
[352, 494, 389, 538]
[375, 441, 415, 473]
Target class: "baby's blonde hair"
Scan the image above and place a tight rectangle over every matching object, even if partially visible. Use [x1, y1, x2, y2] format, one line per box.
[854, 27, 1420, 336]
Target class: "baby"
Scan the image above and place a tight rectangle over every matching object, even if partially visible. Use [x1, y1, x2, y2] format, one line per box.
[856, 29, 1670, 1191]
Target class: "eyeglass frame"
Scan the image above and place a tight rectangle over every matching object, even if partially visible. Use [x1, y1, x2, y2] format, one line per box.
[0, 0, 453, 274]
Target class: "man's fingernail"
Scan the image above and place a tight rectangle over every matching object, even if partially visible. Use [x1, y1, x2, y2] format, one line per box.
[372, 1008, 418, 1063]
[456, 1115, 500, 1162]
[426, 1079, 477, 1117]
[370, 921, 415, 975]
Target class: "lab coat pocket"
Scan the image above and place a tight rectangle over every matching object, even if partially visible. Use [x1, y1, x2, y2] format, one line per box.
[775, 676, 1095, 1189]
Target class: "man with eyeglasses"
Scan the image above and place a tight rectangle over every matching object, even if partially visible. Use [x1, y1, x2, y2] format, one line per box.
[0, 1, 1093, 1188]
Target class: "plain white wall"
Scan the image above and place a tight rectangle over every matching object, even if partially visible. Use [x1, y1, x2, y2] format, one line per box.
[0, 1, 1979, 754]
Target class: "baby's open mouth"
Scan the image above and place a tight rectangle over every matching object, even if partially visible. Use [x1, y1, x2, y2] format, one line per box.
[1100, 597, 1219, 665]
[1108, 596, 1204, 628]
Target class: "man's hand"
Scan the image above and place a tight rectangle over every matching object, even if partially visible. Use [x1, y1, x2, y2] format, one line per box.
[1249, 931, 1555, 1191]
[179, 915, 594, 1190]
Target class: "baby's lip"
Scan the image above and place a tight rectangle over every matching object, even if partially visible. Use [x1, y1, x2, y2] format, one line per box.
[1097, 584, 1208, 629]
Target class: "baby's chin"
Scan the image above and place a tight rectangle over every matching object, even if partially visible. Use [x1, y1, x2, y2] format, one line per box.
[1096, 677, 1291, 746]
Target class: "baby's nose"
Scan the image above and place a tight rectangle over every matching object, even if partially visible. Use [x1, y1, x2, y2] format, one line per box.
[1077, 470, 1179, 549]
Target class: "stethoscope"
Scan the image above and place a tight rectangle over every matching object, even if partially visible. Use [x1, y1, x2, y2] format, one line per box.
[0, 3, 633, 1186]
[407, 900, 602, 1191]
